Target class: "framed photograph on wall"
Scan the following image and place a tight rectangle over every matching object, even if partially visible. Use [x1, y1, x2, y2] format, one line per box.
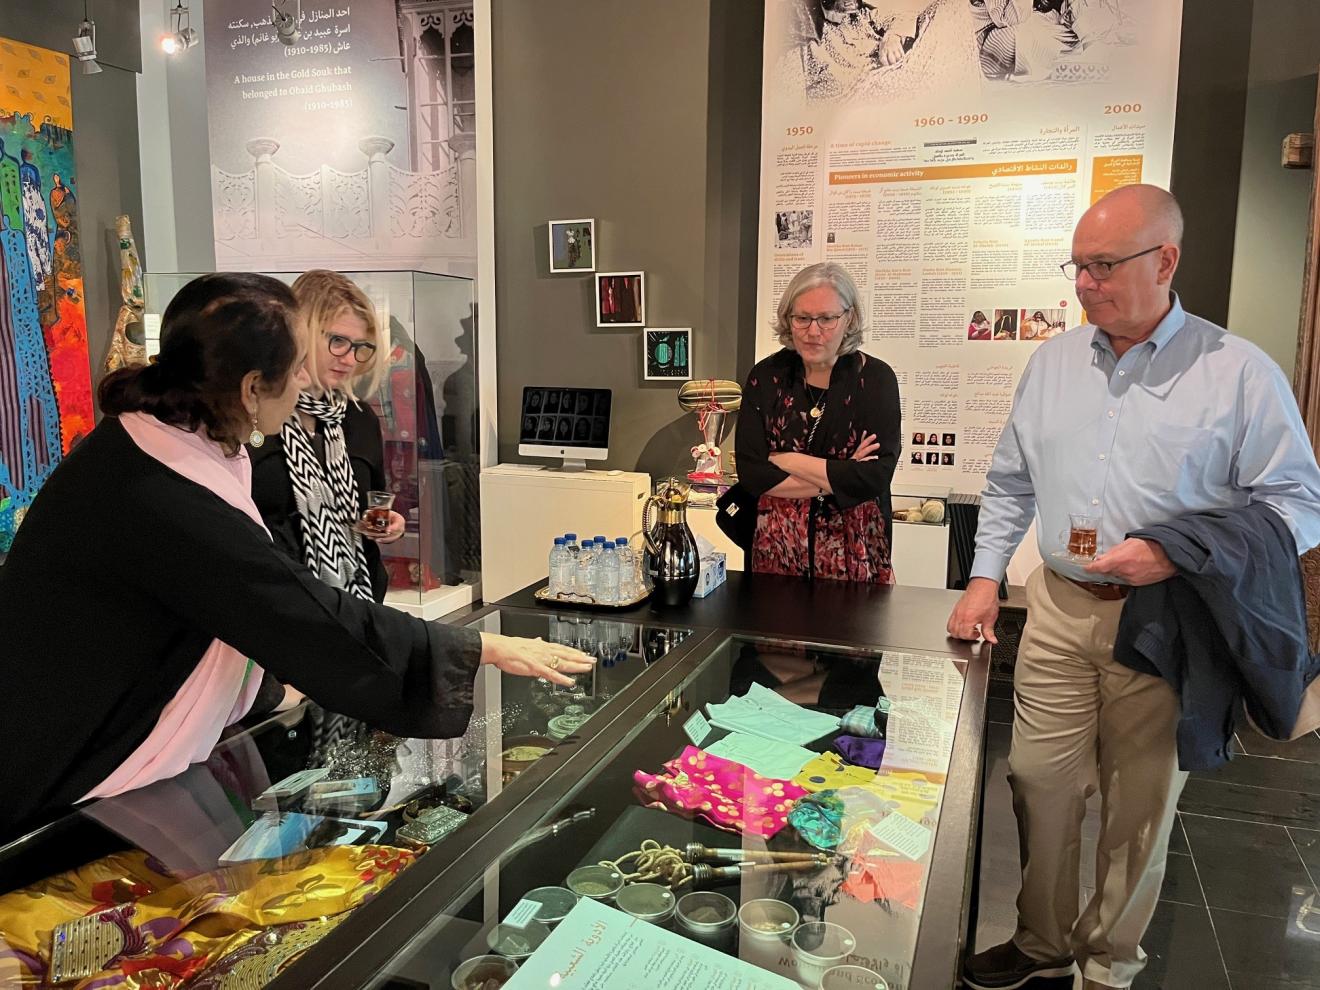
[644, 328, 692, 381]
[548, 218, 595, 273]
[595, 271, 646, 327]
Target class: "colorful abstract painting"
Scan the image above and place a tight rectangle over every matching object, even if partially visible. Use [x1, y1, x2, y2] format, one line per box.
[0, 37, 93, 551]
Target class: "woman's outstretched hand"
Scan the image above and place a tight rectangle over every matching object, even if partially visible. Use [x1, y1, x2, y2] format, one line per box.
[478, 633, 595, 687]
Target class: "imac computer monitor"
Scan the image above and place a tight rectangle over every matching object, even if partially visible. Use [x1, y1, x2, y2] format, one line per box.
[518, 386, 611, 471]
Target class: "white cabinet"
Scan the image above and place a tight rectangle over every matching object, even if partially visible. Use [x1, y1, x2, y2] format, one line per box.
[479, 466, 650, 602]
[891, 483, 952, 590]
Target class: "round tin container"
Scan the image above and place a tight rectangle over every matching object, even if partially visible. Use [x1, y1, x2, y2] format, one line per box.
[790, 921, 856, 988]
[615, 882, 677, 927]
[565, 865, 624, 902]
[675, 891, 737, 950]
[736, 898, 799, 943]
[485, 921, 550, 962]
[522, 885, 579, 927]
[820, 964, 889, 989]
[450, 954, 518, 990]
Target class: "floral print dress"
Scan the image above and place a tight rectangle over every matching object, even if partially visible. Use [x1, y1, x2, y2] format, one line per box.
[736, 349, 901, 584]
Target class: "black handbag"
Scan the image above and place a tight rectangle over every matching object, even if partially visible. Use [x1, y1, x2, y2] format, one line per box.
[715, 483, 758, 552]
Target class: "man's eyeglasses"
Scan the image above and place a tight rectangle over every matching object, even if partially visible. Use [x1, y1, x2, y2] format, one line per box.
[789, 308, 850, 332]
[1061, 245, 1163, 282]
[325, 333, 378, 363]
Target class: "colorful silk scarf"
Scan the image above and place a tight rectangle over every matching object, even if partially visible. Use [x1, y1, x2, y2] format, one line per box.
[793, 752, 878, 793]
[833, 735, 887, 770]
[787, 773, 946, 853]
[633, 745, 809, 838]
[0, 845, 413, 988]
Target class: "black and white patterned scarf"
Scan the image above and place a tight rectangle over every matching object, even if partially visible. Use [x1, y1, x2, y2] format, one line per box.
[281, 390, 374, 601]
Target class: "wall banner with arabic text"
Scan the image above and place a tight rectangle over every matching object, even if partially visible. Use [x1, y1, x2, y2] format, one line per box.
[756, 0, 1183, 495]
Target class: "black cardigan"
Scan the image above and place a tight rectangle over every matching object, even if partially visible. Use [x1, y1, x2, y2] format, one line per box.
[736, 348, 902, 533]
[249, 400, 389, 602]
[0, 417, 482, 839]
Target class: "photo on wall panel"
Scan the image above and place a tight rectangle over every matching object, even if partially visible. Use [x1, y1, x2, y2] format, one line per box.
[644, 328, 692, 381]
[596, 271, 645, 327]
[1019, 307, 1068, 342]
[548, 218, 595, 273]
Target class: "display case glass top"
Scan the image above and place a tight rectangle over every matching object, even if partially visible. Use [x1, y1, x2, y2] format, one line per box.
[295, 627, 980, 990]
[0, 607, 697, 987]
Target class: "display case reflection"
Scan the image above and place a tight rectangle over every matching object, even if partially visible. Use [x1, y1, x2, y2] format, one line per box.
[0, 605, 709, 990]
[367, 637, 966, 990]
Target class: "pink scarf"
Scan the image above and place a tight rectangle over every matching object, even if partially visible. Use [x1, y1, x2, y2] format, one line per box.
[633, 745, 809, 838]
[81, 413, 269, 801]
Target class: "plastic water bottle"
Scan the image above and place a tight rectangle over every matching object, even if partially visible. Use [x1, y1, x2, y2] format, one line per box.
[586, 536, 608, 599]
[575, 537, 598, 597]
[614, 537, 636, 600]
[548, 537, 569, 595]
[597, 539, 620, 604]
[560, 538, 578, 593]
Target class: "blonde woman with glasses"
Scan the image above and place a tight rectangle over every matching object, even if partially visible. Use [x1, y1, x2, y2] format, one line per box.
[734, 262, 902, 583]
[250, 270, 402, 604]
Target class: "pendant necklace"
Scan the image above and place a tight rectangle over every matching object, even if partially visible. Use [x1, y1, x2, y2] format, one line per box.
[805, 383, 827, 419]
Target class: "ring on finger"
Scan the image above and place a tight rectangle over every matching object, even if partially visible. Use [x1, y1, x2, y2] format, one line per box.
[549, 655, 561, 670]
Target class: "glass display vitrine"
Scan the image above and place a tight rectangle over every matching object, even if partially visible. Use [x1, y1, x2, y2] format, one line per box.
[265, 624, 985, 990]
[0, 607, 698, 988]
[142, 270, 479, 618]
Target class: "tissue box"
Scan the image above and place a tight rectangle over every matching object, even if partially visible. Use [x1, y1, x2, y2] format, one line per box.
[693, 551, 727, 598]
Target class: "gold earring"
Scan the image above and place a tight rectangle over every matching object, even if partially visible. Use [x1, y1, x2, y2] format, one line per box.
[248, 416, 265, 448]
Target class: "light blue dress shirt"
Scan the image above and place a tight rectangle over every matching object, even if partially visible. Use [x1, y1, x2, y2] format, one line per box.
[972, 294, 1320, 584]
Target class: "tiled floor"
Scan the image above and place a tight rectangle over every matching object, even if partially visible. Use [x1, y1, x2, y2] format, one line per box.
[972, 675, 1320, 989]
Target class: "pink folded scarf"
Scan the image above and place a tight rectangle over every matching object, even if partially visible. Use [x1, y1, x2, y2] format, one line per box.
[633, 745, 809, 838]
[81, 413, 269, 801]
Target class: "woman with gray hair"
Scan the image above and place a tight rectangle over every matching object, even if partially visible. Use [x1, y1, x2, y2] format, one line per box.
[734, 262, 901, 582]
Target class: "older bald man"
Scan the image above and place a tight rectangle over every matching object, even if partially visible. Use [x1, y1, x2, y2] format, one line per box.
[949, 185, 1320, 989]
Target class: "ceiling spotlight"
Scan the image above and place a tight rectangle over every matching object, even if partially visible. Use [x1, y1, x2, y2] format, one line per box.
[272, 1, 301, 45]
[72, 6, 102, 75]
[161, 1, 198, 56]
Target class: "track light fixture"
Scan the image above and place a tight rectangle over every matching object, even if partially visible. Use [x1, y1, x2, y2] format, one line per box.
[161, 1, 198, 56]
[71, 1, 102, 74]
[272, 0, 302, 46]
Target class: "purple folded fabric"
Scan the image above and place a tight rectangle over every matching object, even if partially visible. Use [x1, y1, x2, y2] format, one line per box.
[833, 735, 887, 770]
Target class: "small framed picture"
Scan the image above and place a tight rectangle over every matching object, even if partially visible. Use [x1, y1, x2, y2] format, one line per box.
[596, 271, 645, 327]
[644, 328, 691, 381]
[548, 218, 595, 273]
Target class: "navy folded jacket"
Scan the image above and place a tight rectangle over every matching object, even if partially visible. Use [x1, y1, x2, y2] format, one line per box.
[1114, 503, 1320, 771]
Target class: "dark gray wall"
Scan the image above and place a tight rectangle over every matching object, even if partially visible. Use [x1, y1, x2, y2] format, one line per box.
[3, 0, 144, 379]
[1226, 0, 1320, 377]
[492, 0, 763, 477]
[1169, 0, 1255, 326]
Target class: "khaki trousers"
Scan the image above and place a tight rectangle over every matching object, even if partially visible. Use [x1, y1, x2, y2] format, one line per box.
[1009, 566, 1188, 988]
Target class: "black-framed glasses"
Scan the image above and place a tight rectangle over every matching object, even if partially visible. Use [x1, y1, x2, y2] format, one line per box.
[1061, 245, 1163, 282]
[789, 308, 851, 332]
[324, 333, 378, 363]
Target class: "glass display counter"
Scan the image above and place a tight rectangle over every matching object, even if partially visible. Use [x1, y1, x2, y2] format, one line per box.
[143, 270, 480, 618]
[0, 608, 696, 988]
[0, 581, 987, 990]
[264, 604, 987, 990]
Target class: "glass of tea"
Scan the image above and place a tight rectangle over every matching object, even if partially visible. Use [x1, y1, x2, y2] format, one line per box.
[1067, 513, 1099, 560]
[361, 491, 395, 535]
